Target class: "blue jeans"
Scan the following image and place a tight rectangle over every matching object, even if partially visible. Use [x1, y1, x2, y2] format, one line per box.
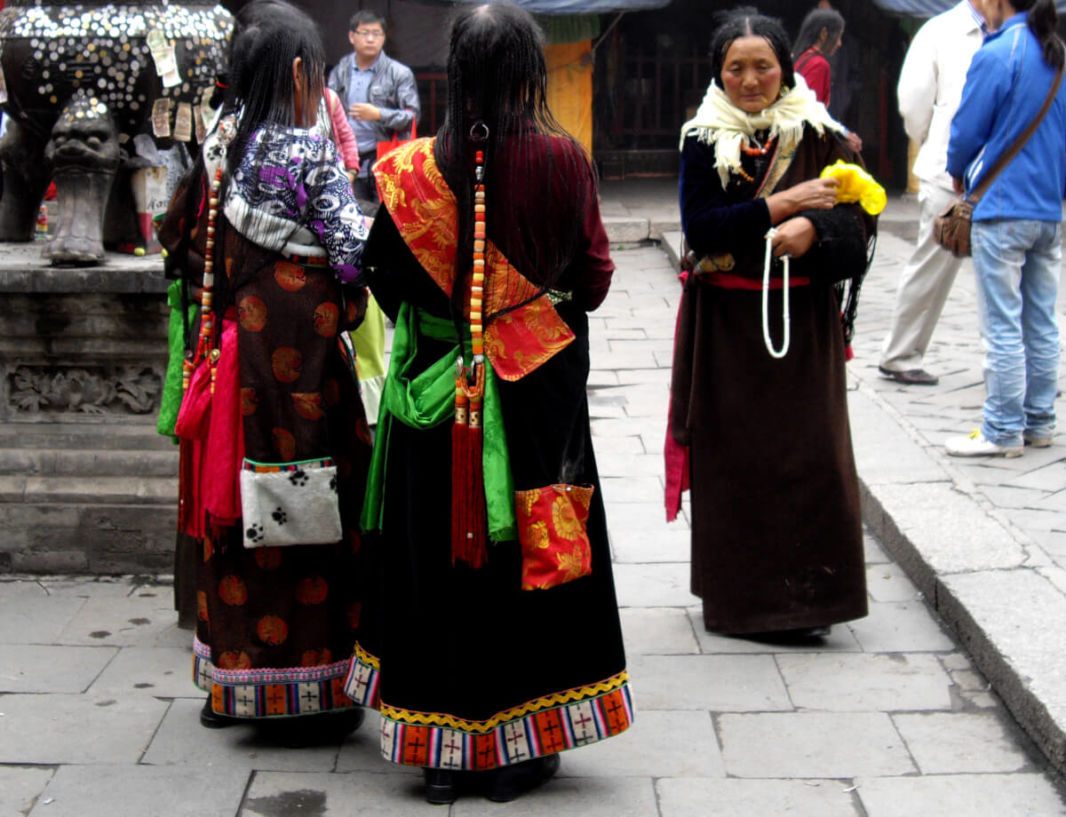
[971, 219, 1062, 446]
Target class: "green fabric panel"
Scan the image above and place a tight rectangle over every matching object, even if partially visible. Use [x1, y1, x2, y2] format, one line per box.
[361, 303, 516, 542]
[350, 293, 387, 381]
[157, 279, 193, 440]
[480, 360, 516, 542]
[534, 13, 601, 44]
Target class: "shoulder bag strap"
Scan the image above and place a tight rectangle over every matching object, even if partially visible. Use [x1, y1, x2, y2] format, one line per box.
[970, 60, 1064, 203]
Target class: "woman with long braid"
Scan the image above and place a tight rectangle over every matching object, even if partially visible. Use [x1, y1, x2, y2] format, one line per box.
[345, 2, 631, 805]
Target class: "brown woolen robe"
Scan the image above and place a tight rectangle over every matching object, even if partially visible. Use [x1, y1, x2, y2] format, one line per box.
[671, 123, 874, 634]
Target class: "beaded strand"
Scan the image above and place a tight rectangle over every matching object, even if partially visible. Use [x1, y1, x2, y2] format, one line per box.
[182, 166, 223, 394]
[450, 144, 489, 567]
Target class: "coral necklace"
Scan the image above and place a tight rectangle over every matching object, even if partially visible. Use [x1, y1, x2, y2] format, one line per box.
[741, 133, 776, 157]
[735, 134, 777, 183]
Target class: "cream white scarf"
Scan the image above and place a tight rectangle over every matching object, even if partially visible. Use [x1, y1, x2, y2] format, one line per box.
[679, 75, 846, 189]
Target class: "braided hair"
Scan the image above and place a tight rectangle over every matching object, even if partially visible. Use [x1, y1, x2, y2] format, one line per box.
[435, 3, 594, 331]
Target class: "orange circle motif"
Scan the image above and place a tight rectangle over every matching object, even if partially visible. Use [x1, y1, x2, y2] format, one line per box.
[202, 536, 214, 562]
[295, 576, 329, 605]
[301, 648, 333, 667]
[272, 428, 296, 461]
[240, 387, 259, 417]
[257, 615, 289, 646]
[218, 575, 248, 606]
[216, 650, 252, 669]
[272, 347, 302, 383]
[292, 392, 325, 421]
[254, 547, 283, 570]
[196, 591, 209, 622]
[238, 296, 267, 332]
[274, 260, 308, 292]
[345, 299, 358, 325]
[313, 302, 340, 338]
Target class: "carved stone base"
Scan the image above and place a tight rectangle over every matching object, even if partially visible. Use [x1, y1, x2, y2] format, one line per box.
[0, 247, 179, 574]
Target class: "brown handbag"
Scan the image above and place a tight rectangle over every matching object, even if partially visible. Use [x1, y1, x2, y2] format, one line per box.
[933, 62, 1064, 258]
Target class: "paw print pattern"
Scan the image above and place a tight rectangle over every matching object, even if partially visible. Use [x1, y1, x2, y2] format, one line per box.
[246, 523, 265, 544]
[329, 474, 338, 493]
[289, 469, 309, 487]
[272, 507, 288, 525]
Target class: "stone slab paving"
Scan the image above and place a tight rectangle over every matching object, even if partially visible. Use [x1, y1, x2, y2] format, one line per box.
[2, 224, 1066, 814]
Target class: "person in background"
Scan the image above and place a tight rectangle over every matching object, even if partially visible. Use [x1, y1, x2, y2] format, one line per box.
[159, 0, 373, 735]
[317, 83, 388, 426]
[327, 10, 420, 216]
[344, 2, 630, 804]
[793, 7, 862, 152]
[945, 0, 1066, 456]
[879, 1, 984, 386]
[322, 87, 361, 181]
[669, 6, 873, 641]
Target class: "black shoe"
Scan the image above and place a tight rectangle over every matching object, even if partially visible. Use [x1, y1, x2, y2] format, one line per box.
[423, 768, 458, 805]
[878, 365, 939, 385]
[743, 625, 831, 645]
[485, 754, 560, 802]
[199, 699, 242, 729]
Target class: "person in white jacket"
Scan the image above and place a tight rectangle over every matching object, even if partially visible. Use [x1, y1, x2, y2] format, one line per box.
[879, 1, 985, 385]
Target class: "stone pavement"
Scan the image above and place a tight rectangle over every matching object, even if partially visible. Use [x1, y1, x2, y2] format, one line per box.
[3, 187, 1066, 815]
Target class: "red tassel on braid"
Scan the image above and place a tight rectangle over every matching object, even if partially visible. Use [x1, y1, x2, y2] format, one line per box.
[452, 367, 487, 567]
[451, 140, 490, 568]
[451, 384, 471, 560]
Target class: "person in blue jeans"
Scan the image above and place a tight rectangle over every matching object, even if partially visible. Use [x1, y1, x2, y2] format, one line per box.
[945, 0, 1066, 457]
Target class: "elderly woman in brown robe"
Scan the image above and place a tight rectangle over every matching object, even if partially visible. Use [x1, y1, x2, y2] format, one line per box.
[667, 7, 874, 639]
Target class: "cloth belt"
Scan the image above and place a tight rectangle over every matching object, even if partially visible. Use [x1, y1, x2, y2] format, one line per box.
[360, 302, 516, 542]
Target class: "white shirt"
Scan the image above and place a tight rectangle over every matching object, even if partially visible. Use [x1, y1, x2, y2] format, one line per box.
[897, 1, 985, 191]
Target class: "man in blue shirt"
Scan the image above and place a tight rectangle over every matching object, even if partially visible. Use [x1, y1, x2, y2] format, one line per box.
[945, 0, 1066, 457]
[328, 11, 420, 215]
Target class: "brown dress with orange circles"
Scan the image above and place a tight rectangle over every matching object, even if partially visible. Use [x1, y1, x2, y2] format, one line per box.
[161, 120, 373, 721]
[191, 244, 372, 720]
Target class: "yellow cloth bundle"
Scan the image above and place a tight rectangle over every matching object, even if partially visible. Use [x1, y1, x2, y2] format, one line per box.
[819, 159, 886, 215]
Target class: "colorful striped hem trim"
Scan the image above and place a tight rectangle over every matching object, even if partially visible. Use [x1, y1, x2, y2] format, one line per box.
[345, 642, 629, 732]
[193, 636, 356, 719]
[381, 683, 634, 770]
[343, 642, 634, 770]
[344, 642, 382, 707]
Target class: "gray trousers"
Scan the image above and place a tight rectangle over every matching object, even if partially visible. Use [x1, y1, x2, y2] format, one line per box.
[880, 183, 969, 372]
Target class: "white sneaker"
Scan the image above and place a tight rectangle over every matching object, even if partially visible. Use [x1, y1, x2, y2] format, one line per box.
[945, 430, 1023, 458]
[1024, 431, 1053, 448]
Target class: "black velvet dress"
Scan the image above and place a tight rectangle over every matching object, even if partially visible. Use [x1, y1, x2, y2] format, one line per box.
[345, 135, 632, 771]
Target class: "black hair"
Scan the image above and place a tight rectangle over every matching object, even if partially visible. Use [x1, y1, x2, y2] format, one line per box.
[223, 0, 325, 159]
[792, 8, 844, 60]
[1013, 0, 1064, 70]
[349, 10, 386, 34]
[709, 7, 795, 92]
[434, 3, 592, 331]
[169, 0, 330, 357]
[197, 0, 326, 301]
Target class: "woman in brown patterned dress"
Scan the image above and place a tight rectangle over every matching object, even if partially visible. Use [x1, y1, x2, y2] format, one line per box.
[160, 0, 372, 734]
